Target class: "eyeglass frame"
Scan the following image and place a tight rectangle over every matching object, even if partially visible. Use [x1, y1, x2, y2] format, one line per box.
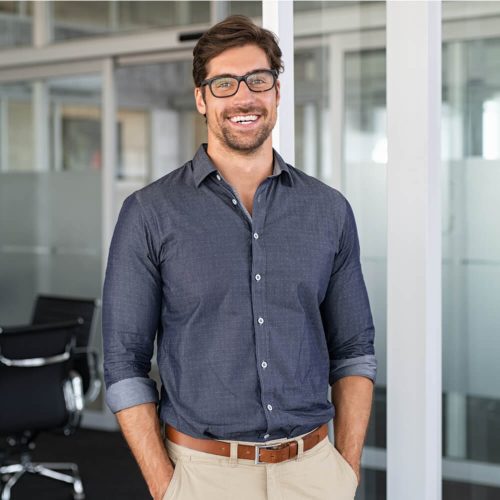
[200, 69, 279, 98]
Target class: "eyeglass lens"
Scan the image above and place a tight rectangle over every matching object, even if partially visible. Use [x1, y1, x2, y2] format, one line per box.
[211, 70, 275, 97]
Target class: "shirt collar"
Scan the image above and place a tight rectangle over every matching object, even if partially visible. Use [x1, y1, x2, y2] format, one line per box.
[192, 144, 294, 188]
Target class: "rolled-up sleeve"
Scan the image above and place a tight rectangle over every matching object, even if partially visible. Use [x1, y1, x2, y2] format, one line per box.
[320, 197, 377, 386]
[102, 194, 161, 413]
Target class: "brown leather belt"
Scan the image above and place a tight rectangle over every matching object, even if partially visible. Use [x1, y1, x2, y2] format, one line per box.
[165, 423, 328, 464]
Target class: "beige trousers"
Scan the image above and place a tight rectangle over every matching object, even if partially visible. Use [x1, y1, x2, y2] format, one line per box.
[162, 427, 359, 500]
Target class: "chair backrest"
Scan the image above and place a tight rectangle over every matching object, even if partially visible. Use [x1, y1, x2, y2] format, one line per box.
[0, 320, 80, 434]
[31, 295, 99, 348]
[31, 295, 100, 396]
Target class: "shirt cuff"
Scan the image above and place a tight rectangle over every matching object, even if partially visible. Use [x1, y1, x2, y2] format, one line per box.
[105, 376, 159, 413]
[329, 354, 377, 386]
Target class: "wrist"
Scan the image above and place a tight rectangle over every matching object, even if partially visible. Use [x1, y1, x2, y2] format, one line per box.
[151, 466, 174, 500]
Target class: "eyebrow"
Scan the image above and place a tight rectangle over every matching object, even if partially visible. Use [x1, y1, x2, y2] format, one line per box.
[207, 68, 272, 80]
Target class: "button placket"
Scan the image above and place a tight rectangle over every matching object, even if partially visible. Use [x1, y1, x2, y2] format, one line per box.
[250, 183, 274, 424]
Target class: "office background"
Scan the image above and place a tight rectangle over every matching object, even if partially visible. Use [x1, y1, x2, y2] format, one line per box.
[0, 1, 499, 499]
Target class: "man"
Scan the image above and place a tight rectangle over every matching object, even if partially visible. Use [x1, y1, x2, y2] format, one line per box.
[103, 15, 376, 500]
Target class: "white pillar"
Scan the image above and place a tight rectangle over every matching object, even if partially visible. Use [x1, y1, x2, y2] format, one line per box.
[386, 2, 442, 500]
[151, 109, 179, 180]
[52, 102, 62, 172]
[33, 0, 51, 46]
[262, 0, 295, 165]
[210, 0, 229, 24]
[303, 103, 317, 176]
[32, 0, 50, 173]
[32, 82, 49, 172]
[102, 58, 116, 276]
[0, 99, 8, 172]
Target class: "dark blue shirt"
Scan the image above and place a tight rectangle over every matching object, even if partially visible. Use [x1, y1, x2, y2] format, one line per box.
[102, 144, 377, 442]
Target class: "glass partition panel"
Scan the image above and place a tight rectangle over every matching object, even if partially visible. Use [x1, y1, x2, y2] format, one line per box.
[294, 2, 387, 499]
[228, 1, 261, 17]
[0, 74, 102, 411]
[0, 1, 33, 49]
[114, 58, 203, 188]
[441, 5, 500, 496]
[52, 1, 210, 42]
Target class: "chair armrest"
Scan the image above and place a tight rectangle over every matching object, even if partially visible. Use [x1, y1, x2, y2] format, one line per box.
[63, 370, 84, 434]
[0, 349, 70, 367]
[73, 347, 102, 404]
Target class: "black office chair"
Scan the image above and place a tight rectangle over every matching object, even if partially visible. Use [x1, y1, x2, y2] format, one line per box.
[0, 320, 85, 500]
[31, 295, 102, 405]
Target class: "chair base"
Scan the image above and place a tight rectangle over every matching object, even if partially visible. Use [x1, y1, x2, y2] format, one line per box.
[0, 459, 85, 500]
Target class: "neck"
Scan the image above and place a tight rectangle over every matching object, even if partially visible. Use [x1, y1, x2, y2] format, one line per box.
[206, 136, 274, 192]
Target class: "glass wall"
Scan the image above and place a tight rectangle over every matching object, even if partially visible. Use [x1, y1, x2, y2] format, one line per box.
[0, 1, 263, 49]
[0, 1, 32, 49]
[441, 4, 500, 498]
[0, 74, 102, 343]
[294, 2, 387, 499]
[1, 2, 499, 494]
[228, 1, 261, 18]
[52, 1, 210, 42]
[113, 58, 205, 214]
[294, 1, 500, 499]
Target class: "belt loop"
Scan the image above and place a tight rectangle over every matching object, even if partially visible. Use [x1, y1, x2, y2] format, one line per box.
[296, 437, 305, 461]
[229, 441, 238, 466]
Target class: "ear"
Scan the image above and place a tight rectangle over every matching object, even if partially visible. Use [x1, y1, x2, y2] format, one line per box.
[275, 79, 281, 107]
[194, 87, 207, 115]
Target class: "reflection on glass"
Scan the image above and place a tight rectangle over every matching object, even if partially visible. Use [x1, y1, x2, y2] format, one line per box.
[52, 1, 210, 42]
[0, 77, 102, 405]
[443, 38, 500, 161]
[7, 99, 34, 171]
[115, 59, 205, 185]
[0, 1, 32, 49]
[116, 109, 148, 180]
[294, 4, 387, 499]
[60, 107, 101, 172]
[344, 50, 386, 164]
[228, 1, 261, 18]
[294, 46, 329, 181]
[442, 33, 500, 475]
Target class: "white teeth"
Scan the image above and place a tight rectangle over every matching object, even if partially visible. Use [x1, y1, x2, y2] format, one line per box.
[230, 115, 258, 123]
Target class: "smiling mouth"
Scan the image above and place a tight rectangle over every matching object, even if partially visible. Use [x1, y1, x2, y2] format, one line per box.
[228, 114, 259, 125]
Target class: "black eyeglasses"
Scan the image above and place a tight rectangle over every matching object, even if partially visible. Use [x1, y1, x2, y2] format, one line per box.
[201, 69, 278, 98]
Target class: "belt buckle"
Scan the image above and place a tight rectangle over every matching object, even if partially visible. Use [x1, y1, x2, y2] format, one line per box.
[254, 442, 285, 465]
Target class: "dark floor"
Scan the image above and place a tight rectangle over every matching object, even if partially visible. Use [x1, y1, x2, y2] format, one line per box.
[1, 429, 150, 500]
[2, 426, 500, 500]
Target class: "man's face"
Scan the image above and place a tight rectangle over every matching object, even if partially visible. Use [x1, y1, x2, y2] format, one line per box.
[194, 44, 280, 154]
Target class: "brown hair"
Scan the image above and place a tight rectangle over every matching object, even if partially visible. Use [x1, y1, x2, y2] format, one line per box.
[192, 15, 284, 88]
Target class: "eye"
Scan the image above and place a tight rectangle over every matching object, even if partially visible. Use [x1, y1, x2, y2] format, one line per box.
[214, 78, 235, 89]
[248, 72, 271, 86]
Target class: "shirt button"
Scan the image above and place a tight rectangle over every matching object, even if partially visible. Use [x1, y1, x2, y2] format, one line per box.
[267, 404, 273, 411]
[261, 361, 267, 369]
[216, 174, 221, 181]
[232, 198, 237, 205]
[255, 274, 261, 281]
[258, 317, 264, 325]
[253, 232, 259, 239]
